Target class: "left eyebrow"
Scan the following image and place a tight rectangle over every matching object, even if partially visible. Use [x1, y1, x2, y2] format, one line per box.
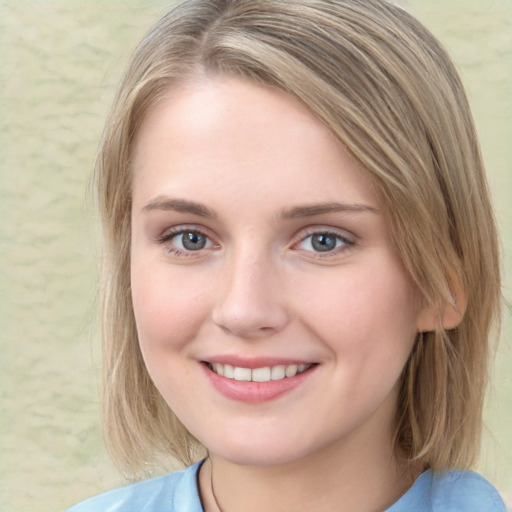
[141, 196, 217, 219]
[280, 202, 379, 219]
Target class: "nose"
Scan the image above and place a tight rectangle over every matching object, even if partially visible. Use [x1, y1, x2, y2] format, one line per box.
[211, 250, 290, 339]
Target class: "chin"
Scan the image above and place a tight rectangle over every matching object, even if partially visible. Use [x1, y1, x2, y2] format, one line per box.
[205, 434, 316, 468]
[217, 450, 297, 467]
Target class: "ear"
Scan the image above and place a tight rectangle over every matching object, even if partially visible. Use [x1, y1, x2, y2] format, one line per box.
[416, 275, 467, 332]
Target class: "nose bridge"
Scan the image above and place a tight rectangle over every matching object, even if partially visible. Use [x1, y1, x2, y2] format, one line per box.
[212, 243, 289, 338]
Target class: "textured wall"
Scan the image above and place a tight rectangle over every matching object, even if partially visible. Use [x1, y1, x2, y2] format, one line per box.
[0, 1, 510, 511]
[0, 3, 172, 510]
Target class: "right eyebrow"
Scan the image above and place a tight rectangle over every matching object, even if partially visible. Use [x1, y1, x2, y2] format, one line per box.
[141, 196, 217, 219]
[280, 201, 379, 219]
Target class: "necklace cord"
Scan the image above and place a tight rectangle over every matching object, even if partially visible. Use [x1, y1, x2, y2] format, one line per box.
[207, 453, 224, 512]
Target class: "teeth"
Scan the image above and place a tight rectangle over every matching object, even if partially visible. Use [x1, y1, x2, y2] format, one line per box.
[224, 364, 234, 379]
[271, 365, 285, 380]
[233, 367, 251, 381]
[209, 363, 311, 382]
[252, 367, 271, 382]
[285, 364, 298, 377]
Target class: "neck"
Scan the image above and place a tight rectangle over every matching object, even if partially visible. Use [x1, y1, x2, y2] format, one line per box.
[198, 427, 419, 512]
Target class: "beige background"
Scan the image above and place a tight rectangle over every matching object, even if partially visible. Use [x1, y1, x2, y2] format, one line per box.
[0, 1, 510, 511]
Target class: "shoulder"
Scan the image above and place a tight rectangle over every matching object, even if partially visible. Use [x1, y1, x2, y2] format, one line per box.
[430, 470, 507, 512]
[389, 469, 506, 512]
[63, 461, 204, 512]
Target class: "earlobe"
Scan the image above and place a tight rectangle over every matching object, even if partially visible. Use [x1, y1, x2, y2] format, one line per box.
[416, 277, 467, 332]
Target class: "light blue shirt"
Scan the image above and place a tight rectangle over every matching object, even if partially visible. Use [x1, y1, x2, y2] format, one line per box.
[64, 461, 507, 511]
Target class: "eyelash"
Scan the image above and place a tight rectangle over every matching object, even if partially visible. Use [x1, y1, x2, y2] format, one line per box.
[155, 227, 355, 259]
[294, 229, 354, 258]
[155, 227, 217, 258]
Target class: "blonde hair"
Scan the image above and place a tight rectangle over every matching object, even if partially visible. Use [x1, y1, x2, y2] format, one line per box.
[95, 0, 501, 476]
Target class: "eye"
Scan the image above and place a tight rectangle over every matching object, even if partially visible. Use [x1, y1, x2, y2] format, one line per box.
[297, 231, 351, 253]
[173, 230, 211, 251]
[157, 228, 216, 254]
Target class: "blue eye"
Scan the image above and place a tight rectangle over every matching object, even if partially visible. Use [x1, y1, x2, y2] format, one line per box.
[167, 230, 214, 252]
[298, 232, 349, 253]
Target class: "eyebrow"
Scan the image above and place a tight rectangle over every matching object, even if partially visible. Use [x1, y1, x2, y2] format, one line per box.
[142, 197, 217, 218]
[142, 196, 378, 219]
[280, 202, 379, 219]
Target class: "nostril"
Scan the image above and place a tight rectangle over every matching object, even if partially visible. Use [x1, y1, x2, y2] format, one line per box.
[216, 322, 279, 338]
[211, 287, 290, 338]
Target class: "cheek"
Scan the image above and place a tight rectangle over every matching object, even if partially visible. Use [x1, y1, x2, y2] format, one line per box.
[130, 259, 210, 355]
[296, 261, 419, 370]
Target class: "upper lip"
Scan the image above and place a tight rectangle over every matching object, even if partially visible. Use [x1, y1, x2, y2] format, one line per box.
[201, 356, 316, 369]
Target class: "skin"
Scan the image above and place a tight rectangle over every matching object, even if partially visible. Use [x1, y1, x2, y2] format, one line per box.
[130, 75, 430, 512]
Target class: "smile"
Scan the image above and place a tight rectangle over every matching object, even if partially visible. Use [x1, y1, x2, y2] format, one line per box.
[206, 362, 313, 382]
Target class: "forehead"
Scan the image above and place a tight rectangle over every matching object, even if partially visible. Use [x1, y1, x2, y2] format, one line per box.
[131, 76, 379, 216]
[133, 75, 336, 168]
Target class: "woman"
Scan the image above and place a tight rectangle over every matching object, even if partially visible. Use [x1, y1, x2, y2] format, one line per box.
[66, 1, 505, 510]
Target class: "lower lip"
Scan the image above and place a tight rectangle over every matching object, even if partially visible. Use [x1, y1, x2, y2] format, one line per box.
[201, 363, 317, 403]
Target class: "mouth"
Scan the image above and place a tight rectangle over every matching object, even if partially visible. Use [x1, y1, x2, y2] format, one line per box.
[203, 362, 315, 382]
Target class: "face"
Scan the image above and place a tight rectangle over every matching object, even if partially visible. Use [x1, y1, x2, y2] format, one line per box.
[130, 76, 423, 467]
